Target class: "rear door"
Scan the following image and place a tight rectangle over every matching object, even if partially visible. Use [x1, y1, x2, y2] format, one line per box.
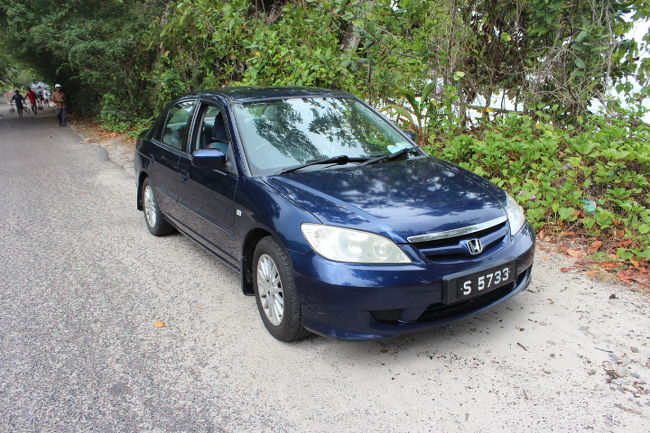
[148, 99, 196, 220]
[176, 100, 239, 265]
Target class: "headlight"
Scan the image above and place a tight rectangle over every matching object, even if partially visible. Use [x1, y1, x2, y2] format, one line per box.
[505, 193, 526, 235]
[301, 223, 411, 263]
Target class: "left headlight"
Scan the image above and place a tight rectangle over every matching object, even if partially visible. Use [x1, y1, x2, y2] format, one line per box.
[505, 193, 526, 236]
[301, 223, 411, 264]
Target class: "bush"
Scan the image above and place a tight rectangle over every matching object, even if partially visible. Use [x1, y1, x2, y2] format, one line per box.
[425, 113, 650, 263]
[97, 93, 153, 134]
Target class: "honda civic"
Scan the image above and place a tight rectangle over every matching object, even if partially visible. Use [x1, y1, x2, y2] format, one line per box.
[134, 87, 535, 341]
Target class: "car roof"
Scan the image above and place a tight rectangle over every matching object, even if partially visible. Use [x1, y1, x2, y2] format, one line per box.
[185, 86, 354, 103]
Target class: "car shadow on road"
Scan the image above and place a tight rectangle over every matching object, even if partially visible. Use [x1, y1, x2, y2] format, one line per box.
[296, 288, 536, 362]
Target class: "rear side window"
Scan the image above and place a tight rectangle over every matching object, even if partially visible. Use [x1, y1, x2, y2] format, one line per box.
[161, 100, 195, 150]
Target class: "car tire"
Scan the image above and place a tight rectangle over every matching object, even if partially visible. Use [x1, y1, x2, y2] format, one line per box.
[142, 178, 174, 236]
[253, 236, 310, 342]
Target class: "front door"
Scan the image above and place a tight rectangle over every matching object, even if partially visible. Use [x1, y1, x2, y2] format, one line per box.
[176, 102, 239, 266]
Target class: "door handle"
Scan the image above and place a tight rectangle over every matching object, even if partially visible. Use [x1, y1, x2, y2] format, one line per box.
[179, 169, 189, 182]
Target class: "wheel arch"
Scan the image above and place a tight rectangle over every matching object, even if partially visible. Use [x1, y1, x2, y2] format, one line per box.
[240, 228, 276, 296]
[136, 172, 148, 211]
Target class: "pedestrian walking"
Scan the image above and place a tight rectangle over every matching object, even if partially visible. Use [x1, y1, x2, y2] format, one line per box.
[36, 86, 44, 110]
[43, 88, 51, 107]
[25, 88, 38, 115]
[11, 89, 25, 117]
[51, 84, 67, 126]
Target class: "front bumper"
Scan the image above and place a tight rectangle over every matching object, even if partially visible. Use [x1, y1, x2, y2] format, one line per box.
[290, 223, 535, 340]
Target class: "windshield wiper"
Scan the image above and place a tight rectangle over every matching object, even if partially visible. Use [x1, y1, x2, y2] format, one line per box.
[360, 146, 420, 166]
[277, 155, 367, 175]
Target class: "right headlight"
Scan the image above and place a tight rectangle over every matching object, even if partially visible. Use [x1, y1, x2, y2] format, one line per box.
[301, 223, 411, 264]
[505, 193, 526, 236]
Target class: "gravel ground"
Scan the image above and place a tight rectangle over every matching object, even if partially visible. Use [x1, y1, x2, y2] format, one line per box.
[0, 105, 648, 432]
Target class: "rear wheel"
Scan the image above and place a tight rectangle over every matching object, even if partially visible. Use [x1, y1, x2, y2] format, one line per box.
[253, 236, 310, 342]
[142, 178, 174, 236]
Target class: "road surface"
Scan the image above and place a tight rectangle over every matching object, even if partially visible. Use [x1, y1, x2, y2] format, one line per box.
[0, 105, 648, 432]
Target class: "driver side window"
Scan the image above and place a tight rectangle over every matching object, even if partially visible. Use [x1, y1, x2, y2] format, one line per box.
[196, 105, 228, 153]
[194, 103, 237, 174]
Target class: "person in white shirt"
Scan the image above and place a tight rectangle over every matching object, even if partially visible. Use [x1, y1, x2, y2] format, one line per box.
[43, 88, 51, 107]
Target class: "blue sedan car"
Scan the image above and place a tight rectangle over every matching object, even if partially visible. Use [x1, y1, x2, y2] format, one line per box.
[134, 87, 534, 341]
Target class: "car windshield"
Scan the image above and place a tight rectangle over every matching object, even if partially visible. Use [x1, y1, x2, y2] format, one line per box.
[232, 97, 412, 176]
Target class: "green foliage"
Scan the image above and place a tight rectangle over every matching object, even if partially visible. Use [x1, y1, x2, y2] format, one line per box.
[241, 5, 350, 88]
[2, 0, 648, 124]
[0, 0, 162, 116]
[148, 0, 437, 106]
[425, 111, 650, 262]
[97, 93, 154, 134]
[1, 0, 648, 261]
[383, 83, 461, 144]
[97, 93, 131, 132]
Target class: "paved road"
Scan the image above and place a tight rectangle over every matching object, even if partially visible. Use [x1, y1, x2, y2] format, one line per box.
[1, 106, 648, 433]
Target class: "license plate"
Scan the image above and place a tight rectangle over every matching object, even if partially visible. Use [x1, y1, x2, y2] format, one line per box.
[445, 263, 515, 303]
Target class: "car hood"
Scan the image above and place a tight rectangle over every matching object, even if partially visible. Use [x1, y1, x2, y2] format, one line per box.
[264, 156, 507, 243]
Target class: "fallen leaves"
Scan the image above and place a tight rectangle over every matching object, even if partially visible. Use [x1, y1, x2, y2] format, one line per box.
[617, 271, 634, 284]
[616, 270, 650, 286]
[565, 248, 586, 258]
[537, 230, 549, 241]
[154, 321, 166, 328]
[547, 244, 650, 288]
[535, 226, 647, 282]
[587, 241, 603, 254]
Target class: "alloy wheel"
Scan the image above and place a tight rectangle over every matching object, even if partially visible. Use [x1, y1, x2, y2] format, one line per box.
[144, 185, 157, 228]
[256, 254, 284, 326]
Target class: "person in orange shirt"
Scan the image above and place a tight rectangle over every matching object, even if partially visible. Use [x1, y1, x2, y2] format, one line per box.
[50, 84, 67, 126]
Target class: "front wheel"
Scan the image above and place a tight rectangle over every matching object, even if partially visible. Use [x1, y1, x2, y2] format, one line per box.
[253, 236, 310, 342]
[142, 178, 174, 236]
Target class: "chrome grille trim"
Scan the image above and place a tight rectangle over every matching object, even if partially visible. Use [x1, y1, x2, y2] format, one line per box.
[407, 216, 507, 243]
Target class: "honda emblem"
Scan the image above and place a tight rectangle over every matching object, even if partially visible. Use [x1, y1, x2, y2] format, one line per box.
[465, 238, 483, 255]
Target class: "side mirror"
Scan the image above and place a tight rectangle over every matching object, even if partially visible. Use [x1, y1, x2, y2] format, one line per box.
[191, 148, 226, 169]
[402, 130, 416, 141]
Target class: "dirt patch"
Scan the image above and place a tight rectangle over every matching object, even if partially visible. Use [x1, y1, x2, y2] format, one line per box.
[73, 120, 135, 175]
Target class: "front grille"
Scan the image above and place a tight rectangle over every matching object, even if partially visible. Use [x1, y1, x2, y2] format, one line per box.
[412, 220, 508, 262]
